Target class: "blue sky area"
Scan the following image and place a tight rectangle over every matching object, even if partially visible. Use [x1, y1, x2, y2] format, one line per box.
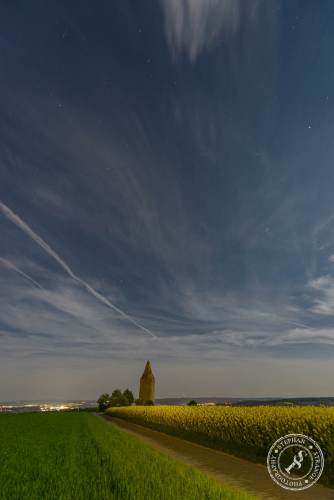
[1, 1, 334, 399]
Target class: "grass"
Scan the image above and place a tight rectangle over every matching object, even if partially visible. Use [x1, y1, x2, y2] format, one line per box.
[106, 405, 334, 488]
[0, 412, 256, 500]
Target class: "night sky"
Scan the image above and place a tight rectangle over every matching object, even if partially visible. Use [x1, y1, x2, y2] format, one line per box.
[1, 1, 334, 400]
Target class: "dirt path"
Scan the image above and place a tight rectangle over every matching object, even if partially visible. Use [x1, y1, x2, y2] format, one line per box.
[100, 415, 334, 500]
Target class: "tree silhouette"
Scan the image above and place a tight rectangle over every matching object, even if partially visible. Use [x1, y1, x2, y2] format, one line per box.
[123, 389, 134, 405]
[97, 393, 111, 412]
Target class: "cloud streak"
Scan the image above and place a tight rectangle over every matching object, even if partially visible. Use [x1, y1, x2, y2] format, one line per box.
[161, 0, 240, 61]
[0, 257, 43, 289]
[0, 201, 156, 338]
[309, 275, 334, 316]
[160, 0, 263, 61]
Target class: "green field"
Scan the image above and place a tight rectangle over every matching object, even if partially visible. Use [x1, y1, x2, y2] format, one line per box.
[0, 412, 255, 500]
[106, 405, 334, 488]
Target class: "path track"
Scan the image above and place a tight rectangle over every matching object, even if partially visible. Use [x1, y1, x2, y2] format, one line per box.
[100, 415, 334, 500]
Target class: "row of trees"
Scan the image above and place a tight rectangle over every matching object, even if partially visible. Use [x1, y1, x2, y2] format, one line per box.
[97, 389, 134, 411]
[97, 390, 155, 411]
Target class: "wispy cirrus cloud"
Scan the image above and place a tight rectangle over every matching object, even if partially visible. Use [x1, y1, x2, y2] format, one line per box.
[161, 0, 240, 61]
[0, 201, 156, 338]
[160, 0, 264, 61]
[0, 257, 43, 289]
[309, 274, 334, 316]
[0, 256, 163, 358]
[267, 326, 334, 346]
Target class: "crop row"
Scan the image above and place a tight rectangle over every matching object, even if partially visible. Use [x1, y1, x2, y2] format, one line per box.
[106, 405, 334, 487]
[0, 412, 255, 500]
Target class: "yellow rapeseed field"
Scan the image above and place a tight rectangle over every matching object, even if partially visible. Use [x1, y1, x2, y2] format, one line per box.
[106, 405, 334, 487]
